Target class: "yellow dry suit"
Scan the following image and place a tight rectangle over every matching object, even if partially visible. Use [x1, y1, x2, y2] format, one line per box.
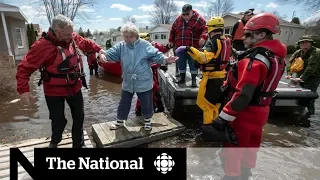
[187, 34, 232, 124]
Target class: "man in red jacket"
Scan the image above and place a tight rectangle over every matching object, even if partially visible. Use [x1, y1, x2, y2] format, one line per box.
[201, 13, 287, 180]
[16, 14, 103, 148]
[169, 4, 207, 87]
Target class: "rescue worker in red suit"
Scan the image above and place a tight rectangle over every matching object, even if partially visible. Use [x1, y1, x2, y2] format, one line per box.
[86, 51, 98, 75]
[135, 33, 170, 116]
[16, 14, 103, 148]
[231, 9, 254, 51]
[201, 13, 287, 180]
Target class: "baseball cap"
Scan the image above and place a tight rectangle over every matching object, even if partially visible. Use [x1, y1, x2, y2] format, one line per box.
[182, 4, 192, 13]
[244, 8, 254, 15]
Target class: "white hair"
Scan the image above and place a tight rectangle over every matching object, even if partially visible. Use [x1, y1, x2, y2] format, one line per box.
[51, 14, 74, 30]
[120, 23, 139, 36]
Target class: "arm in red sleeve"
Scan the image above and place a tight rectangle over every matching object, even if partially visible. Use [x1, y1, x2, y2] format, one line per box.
[73, 33, 102, 53]
[153, 42, 169, 53]
[219, 59, 269, 121]
[16, 40, 56, 94]
[169, 20, 177, 43]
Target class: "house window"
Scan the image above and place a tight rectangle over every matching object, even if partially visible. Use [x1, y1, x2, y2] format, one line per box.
[112, 37, 116, 41]
[279, 31, 282, 36]
[154, 34, 159, 39]
[15, 28, 23, 48]
[291, 31, 294, 36]
[161, 34, 167, 39]
[224, 28, 232, 35]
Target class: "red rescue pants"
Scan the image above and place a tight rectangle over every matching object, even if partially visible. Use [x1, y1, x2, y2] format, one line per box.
[220, 105, 269, 176]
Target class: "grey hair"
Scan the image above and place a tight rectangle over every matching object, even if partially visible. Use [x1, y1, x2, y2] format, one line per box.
[120, 23, 139, 36]
[51, 14, 74, 30]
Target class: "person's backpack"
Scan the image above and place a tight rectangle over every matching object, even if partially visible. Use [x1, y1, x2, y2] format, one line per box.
[290, 57, 304, 73]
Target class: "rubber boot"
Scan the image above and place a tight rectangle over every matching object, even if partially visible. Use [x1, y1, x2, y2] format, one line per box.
[177, 73, 185, 83]
[191, 74, 197, 87]
[48, 142, 57, 148]
[94, 62, 99, 76]
[89, 65, 93, 75]
[240, 167, 252, 180]
[175, 63, 180, 77]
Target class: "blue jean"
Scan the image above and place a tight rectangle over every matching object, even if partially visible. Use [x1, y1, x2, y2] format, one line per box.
[176, 50, 198, 74]
[117, 89, 153, 120]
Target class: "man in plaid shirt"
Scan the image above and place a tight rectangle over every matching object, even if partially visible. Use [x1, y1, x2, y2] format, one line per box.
[169, 4, 208, 87]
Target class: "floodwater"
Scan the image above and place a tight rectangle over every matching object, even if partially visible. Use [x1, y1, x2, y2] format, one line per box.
[0, 57, 320, 179]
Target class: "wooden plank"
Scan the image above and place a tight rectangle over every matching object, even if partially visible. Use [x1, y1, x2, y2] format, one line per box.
[0, 131, 92, 180]
[92, 124, 110, 148]
[92, 113, 186, 148]
[124, 119, 144, 138]
[0, 131, 88, 152]
[0, 133, 90, 158]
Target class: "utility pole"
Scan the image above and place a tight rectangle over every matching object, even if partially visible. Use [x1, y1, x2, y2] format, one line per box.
[287, 11, 296, 44]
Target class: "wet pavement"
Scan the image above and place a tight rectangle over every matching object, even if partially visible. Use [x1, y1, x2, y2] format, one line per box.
[0, 57, 320, 179]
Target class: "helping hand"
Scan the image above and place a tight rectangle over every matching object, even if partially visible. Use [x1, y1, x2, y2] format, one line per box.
[175, 46, 187, 54]
[166, 56, 179, 64]
[97, 54, 108, 64]
[212, 116, 228, 131]
[20, 92, 34, 106]
[199, 38, 206, 46]
[285, 75, 292, 79]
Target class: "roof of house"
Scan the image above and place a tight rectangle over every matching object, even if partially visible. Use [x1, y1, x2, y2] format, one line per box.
[0, 3, 28, 21]
[150, 24, 172, 31]
[223, 13, 306, 29]
[0, 3, 19, 9]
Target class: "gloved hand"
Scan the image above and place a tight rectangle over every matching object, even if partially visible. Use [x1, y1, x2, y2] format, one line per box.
[160, 65, 168, 72]
[175, 46, 187, 54]
[212, 116, 228, 131]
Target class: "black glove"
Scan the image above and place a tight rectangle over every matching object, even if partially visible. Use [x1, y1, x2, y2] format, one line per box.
[160, 65, 168, 72]
[212, 116, 228, 131]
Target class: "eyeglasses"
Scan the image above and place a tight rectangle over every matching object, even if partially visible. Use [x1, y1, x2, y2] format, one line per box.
[182, 13, 189, 16]
[244, 32, 253, 38]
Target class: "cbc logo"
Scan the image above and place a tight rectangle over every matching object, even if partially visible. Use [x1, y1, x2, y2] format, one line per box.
[154, 153, 175, 174]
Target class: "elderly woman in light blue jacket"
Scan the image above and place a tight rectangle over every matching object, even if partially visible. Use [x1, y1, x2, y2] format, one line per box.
[99, 23, 178, 131]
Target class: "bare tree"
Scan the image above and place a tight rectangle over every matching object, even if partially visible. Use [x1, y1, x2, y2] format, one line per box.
[202, 0, 234, 20]
[34, 0, 96, 25]
[150, 0, 178, 24]
[276, 0, 320, 13]
[123, 15, 137, 24]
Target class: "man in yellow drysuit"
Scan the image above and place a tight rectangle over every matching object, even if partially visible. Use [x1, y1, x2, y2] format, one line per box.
[176, 16, 232, 124]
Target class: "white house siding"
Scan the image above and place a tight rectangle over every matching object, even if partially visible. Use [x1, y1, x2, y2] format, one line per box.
[150, 26, 169, 45]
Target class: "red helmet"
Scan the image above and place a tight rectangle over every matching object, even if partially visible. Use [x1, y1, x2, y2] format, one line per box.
[244, 13, 280, 34]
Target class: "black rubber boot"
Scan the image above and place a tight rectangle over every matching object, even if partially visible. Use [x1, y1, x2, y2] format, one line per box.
[94, 62, 99, 75]
[89, 66, 93, 75]
[240, 167, 252, 180]
[177, 73, 185, 83]
[48, 142, 58, 148]
[191, 74, 197, 87]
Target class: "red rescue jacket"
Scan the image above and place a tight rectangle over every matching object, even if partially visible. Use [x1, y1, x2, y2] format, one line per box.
[16, 29, 102, 96]
[220, 39, 287, 121]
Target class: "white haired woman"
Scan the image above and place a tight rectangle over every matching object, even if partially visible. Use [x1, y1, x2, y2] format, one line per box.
[99, 23, 178, 131]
